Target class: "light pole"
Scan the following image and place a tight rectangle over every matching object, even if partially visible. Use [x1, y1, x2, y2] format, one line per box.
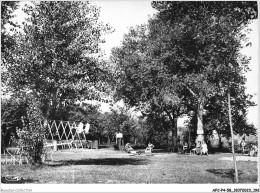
[227, 63, 239, 183]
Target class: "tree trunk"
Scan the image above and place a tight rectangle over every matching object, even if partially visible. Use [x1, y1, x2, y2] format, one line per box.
[197, 99, 204, 142]
[172, 117, 178, 152]
[164, 109, 178, 152]
[188, 127, 191, 149]
[185, 86, 204, 144]
[166, 134, 168, 147]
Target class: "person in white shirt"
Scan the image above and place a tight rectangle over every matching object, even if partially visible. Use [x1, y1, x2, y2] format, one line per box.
[200, 140, 208, 156]
[147, 142, 154, 151]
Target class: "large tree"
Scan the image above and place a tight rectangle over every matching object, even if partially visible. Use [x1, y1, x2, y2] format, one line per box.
[2, 1, 112, 120]
[111, 1, 257, 151]
[151, 1, 258, 141]
[111, 24, 187, 151]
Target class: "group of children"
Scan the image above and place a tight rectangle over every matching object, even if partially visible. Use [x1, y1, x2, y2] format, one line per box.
[241, 139, 258, 157]
[180, 140, 208, 156]
[125, 139, 257, 157]
[125, 142, 154, 154]
[192, 138, 258, 157]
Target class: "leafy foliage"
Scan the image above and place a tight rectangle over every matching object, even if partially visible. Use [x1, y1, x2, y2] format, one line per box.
[1, 97, 26, 129]
[2, 1, 113, 120]
[111, 24, 184, 150]
[143, 110, 171, 148]
[100, 107, 139, 143]
[150, 1, 258, 137]
[1, 1, 258, 151]
[111, 1, 258, 147]
[1, 97, 27, 150]
[17, 97, 46, 164]
[1, 1, 115, 162]
[1, 1, 19, 54]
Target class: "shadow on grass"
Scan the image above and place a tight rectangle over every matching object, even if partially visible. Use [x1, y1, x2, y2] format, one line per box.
[63, 158, 148, 166]
[1, 177, 39, 184]
[133, 149, 170, 154]
[98, 145, 110, 149]
[206, 169, 243, 182]
[151, 149, 168, 153]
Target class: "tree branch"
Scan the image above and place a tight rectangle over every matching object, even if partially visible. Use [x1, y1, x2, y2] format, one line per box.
[186, 85, 198, 99]
[164, 108, 174, 124]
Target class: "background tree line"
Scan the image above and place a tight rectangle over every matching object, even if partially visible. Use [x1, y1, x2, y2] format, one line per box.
[1, 1, 258, 160]
[111, 1, 258, 151]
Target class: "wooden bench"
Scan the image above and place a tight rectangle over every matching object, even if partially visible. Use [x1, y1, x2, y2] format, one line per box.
[57, 140, 73, 149]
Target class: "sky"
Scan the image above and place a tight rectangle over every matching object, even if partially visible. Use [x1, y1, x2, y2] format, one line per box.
[240, 19, 259, 128]
[93, 1, 158, 58]
[10, 1, 259, 128]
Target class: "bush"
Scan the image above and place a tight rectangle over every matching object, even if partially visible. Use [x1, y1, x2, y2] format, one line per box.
[17, 99, 46, 164]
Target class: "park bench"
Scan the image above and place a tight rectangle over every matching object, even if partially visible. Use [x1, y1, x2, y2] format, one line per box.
[44, 139, 84, 151]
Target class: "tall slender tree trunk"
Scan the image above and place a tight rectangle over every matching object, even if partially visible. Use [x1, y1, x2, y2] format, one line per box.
[228, 92, 239, 183]
[165, 109, 178, 152]
[197, 99, 204, 142]
[172, 116, 178, 152]
[166, 133, 168, 149]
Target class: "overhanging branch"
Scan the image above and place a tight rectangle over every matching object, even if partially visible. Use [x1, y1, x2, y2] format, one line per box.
[186, 85, 198, 99]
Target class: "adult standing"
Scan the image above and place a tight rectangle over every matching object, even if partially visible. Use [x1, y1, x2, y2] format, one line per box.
[241, 138, 246, 154]
[147, 142, 154, 151]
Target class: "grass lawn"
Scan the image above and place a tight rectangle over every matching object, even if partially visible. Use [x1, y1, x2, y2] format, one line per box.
[1, 148, 258, 184]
